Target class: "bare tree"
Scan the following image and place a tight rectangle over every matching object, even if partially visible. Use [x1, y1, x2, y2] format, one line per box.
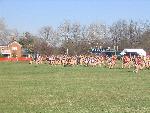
[110, 20, 127, 49]
[0, 18, 7, 44]
[39, 26, 60, 47]
[84, 23, 108, 50]
[57, 20, 72, 54]
[1, 17, 150, 55]
[0, 18, 18, 45]
[109, 20, 144, 50]
[140, 31, 150, 52]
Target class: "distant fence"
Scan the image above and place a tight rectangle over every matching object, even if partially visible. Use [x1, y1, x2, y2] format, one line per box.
[0, 57, 32, 61]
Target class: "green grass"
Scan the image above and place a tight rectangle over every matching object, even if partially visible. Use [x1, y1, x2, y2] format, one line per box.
[0, 62, 150, 113]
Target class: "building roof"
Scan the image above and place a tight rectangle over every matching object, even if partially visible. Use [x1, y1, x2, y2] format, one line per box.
[8, 41, 22, 47]
[0, 40, 21, 47]
[0, 40, 8, 46]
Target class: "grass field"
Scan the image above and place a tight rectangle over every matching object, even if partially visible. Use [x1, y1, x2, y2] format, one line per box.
[0, 62, 150, 113]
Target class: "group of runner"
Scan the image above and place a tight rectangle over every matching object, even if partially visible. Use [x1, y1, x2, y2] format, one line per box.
[29, 54, 150, 73]
[122, 55, 150, 73]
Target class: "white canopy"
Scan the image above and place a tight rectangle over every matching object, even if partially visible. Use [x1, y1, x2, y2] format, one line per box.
[120, 49, 146, 56]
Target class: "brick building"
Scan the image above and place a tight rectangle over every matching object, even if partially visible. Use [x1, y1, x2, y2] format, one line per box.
[0, 40, 22, 57]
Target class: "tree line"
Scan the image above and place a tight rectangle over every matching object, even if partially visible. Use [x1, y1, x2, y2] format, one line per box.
[0, 18, 150, 56]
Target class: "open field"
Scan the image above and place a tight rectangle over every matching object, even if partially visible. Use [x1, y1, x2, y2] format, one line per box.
[0, 62, 150, 113]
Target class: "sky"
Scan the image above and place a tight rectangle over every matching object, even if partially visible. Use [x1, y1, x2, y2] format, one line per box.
[0, 0, 150, 34]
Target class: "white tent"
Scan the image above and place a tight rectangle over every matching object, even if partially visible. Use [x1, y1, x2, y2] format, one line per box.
[120, 49, 146, 56]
